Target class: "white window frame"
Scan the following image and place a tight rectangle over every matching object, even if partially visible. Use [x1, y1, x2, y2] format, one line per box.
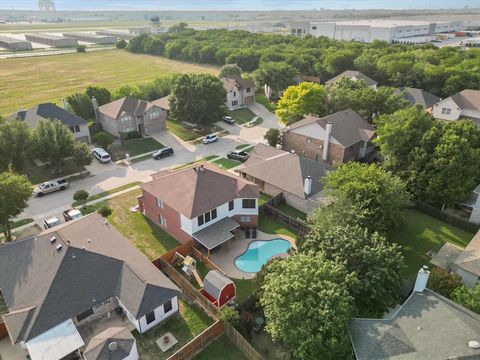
[156, 197, 164, 209]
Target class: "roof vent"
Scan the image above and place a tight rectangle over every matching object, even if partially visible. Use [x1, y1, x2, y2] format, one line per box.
[55, 244, 63, 251]
[87, 238, 92, 243]
[50, 236, 57, 244]
[108, 341, 119, 352]
[71, 253, 76, 259]
[469, 340, 480, 349]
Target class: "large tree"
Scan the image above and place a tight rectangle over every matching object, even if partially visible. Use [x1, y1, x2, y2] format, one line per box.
[32, 120, 76, 173]
[260, 253, 356, 360]
[66, 93, 95, 119]
[275, 82, 328, 125]
[302, 223, 405, 316]
[253, 61, 298, 95]
[0, 172, 32, 241]
[0, 117, 32, 173]
[324, 162, 411, 232]
[169, 73, 226, 126]
[85, 86, 111, 106]
[218, 64, 242, 78]
[225, 49, 260, 72]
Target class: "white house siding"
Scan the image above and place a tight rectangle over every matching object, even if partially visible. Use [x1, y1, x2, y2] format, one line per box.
[432, 98, 462, 121]
[125, 341, 139, 360]
[74, 123, 91, 143]
[226, 84, 243, 110]
[137, 296, 179, 333]
[181, 199, 259, 235]
[456, 268, 480, 288]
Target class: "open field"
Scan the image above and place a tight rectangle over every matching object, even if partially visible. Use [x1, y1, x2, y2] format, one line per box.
[0, 50, 218, 115]
[389, 209, 474, 280]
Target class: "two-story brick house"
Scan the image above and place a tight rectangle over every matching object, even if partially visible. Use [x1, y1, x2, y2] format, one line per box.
[221, 75, 255, 110]
[432, 89, 480, 125]
[95, 96, 169, 137]
[138, 163, 260, 255]
[282, 109, 376, 164]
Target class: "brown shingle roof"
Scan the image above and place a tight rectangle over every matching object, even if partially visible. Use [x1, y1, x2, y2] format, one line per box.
[149, 95, 170, 111]
[285, 109, 375, 148]
[450, 89, 480, 111]
[98, 96, 148, 119]
[454, 229, 480, 276]
[143, 163, 259, 218]
[221, 75, 255, 92]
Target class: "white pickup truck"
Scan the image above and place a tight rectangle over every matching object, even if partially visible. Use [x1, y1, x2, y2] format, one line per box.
[33, 179, 69, 197]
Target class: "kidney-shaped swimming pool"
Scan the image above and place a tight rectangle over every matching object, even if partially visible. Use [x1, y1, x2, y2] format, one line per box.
[235, 239, 292, 273]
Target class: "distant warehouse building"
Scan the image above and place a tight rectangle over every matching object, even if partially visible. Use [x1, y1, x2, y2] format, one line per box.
[95, 30, 136, 40]
[290, 20, 463, 43]
[0, 35, 32, 51]
[63, 32, 117, 45]
[25, 33, 77, 47]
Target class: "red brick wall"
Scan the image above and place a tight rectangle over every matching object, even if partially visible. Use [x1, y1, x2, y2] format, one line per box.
[0, 322, 8, 339]
[232, 214, 258, 228]
[141, 189, 193, 244]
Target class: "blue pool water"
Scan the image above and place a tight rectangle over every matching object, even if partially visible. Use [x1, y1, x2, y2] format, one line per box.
[235, 239, 292, 273]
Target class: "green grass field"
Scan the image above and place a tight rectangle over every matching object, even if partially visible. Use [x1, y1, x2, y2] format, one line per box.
[227, 108, 257, 125]
[275, 203, 307, 221]
[72, 181, 141, 206]
[194, 334, 248, 360]
[25, 159, 85, 184]
[0, 50, 218, 115]
[389, 209, 474, 280]
[258, 215, 298, 241]
[212, 157, 241, 170]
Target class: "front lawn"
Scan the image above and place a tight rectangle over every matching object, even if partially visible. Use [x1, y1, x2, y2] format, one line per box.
[111, 137, 164, 160]
[107, 189, 180, 259]
[134, 299, 214, 360]
[25, 159, 85, 184]
[227, 108, 256, 125]
[167, 119, 222, 141]
[212, 158, 241, 170]
[72, 182, 141, 206]
[258, 215, 298, 241]
[173, 155, 219, 170]
[275, 203, 307, 221]
[194, 334, 247, 360]
[389, 208, 474, 280]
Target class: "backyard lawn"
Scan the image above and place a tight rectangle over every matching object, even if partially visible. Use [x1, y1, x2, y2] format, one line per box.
[194, 334, 247, 360]
[134, 299, 214, 360]
[107, 189, 180, 259]
[212, 158, 242, 170]
[227, 108, 257, 125]
[258, 215, 298, 241]
[0, 50, 218, 115]
[275, 203, 307, 221]
[233, 279, 256, 305]
[389, 208, 474, 280]
[258, 193, 272, 206]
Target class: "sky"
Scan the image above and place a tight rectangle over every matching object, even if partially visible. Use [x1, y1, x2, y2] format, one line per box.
[1, 0, 479, 11]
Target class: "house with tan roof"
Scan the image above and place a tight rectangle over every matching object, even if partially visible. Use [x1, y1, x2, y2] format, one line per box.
[0, 213, 180, 360]
[94, 96, 169, 137]
[238, 144, 334, 213]
[138, 163, 260, 255]
[431, 229, 480, 287]
[221, 75, 255, 110]
[282, 109, 376, 164]
[325, 70, 378, 89]
[432, 89, 480, 125]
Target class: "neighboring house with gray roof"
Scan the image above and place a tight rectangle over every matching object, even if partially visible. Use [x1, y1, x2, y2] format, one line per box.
[325, 70, 378, 89]
[95, 96, 168, 137]
[350, 266, 480, 360]
[0, 213, 180, 360]
[9, 102, 91, 143]
[221, 75, 255, 110]
[432, 89, 480, 125]
[238, 144, 334, 213]
[431, 229, 480, 288]
[83, 327, 138, 360]
[395, 87, 441, 110]
[282, 109, 376, 164]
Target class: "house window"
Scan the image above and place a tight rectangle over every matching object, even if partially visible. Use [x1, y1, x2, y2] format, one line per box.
[156, 197, 164, 209]
[198, 214, 204, 226]
[312, 26, 317, 30]
[205, 211, 211, 223]
[69, 125, 80, 133]
[76, 308, 94, 322]
[441, 107, 451, 115]
[242, 199, 256, 209]
[246, 87, 251, 93]
[211, 208, 217, 220]
[232, 100, 239, 107]
[159, 215, 167, 228]
[233, 91, 237, 97]
[163, 299, 173, 313]
[229, 200, 234, 211]
[145, 311, 156, 325]
[244, 216, 251, 223]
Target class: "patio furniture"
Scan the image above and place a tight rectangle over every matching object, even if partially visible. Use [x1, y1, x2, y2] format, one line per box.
[252, 228, 257, 239]
[245, 228, 250, 239]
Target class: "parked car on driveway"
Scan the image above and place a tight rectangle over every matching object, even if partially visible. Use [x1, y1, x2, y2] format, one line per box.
[63, 208, 83, 222]
[43, 216, 61, 229]
[152, 147, 174, 160]
[227, 150, 249, 162]
[223, 116, 235, 125]
[33, 179, 69, 197]
[92, 148, 111, 163]
[202, 134, 219, 144]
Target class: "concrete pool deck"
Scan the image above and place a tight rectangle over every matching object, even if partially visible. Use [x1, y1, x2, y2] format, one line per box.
[209, 230, 296, 279]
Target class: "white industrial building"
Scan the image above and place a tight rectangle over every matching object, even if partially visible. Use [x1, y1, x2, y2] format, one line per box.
[290, 20, 463, 43]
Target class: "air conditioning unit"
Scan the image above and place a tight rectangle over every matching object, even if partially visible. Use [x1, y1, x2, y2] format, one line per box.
[56, 244, 63, 251]
[50, 236, 57, 244]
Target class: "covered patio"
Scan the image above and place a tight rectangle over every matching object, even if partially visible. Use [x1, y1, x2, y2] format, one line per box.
[192, 217, 240, 257]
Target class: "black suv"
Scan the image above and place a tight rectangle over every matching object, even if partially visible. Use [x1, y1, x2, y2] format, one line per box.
[152, 147, 174, 160]
[227, 150, 249, 162]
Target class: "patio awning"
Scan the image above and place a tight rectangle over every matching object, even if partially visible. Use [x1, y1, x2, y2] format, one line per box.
[193, 217, 239, 250]
[26, 319, 85, 360]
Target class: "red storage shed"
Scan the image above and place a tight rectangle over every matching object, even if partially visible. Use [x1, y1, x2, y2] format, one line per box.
[201, 270, 236, 307]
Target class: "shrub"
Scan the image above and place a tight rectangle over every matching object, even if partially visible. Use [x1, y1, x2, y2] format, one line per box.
[218, 307, 240, 328]
[98, 206, 113, 218]
[94, 131, 115, 149]
[428, 267, 462, 299]
[73, 190, 89, 205]
[76, 44, 87, 53]
[116, 39, 127, 49]
[121, 130, 142, 140]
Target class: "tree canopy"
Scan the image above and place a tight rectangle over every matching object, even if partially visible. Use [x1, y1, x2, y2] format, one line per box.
[0, 117, 32, 173]
[260, 253, 356, 360]
[253, 61, 298, 94]
[218, 63, 243, 78]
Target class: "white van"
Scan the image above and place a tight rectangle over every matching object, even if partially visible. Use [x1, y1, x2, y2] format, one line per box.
[92, 148, 111, 163]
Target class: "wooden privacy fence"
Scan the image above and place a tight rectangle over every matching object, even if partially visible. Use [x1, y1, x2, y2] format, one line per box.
[223, 322, 265, 360]
[263, 204, 310, 236]
[167, 321, 223, 360]
[161, 241, 193, 263]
